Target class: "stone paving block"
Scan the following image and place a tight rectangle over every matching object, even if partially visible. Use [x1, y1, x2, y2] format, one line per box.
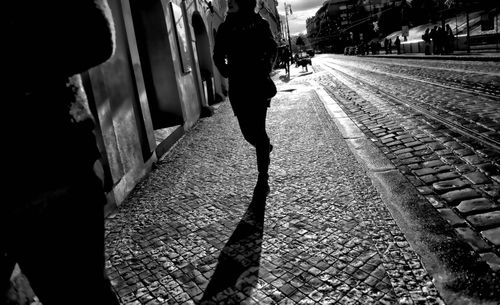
[402, 157, 423, 165]
[440, 155, 461, 165]
[422, 154, 440, 162]
[441, 188, 481, 204]
[422, 160, 445, 168]
[437, 208, 466, 227]
[480, 227, 500, 246]
[393, 147, 414, 155]
[420, 175, 438, 184]
[454, 227, 491, 252]
[435, 165, 453, 173]
[381, 137, 395, 144]
[477, 184, 500, 199]
[425, 196, 445, 209]
[443, 141, 463, 150]
[432, 179, 467, 193]
[435, 149, 454, 157]
[435, 171, 460, 181]
[456, 198, 496, 215]
[455, 148, 474, 157]
[414, 168, 437, 176]
[479, 253, 500, 272]
[427, 143, 446, 151]
[477, 163, 500, 176]
[416, 186, 433, 195]
[466, 211, 500, 229]
[387, 141, 403, 147]
[463, 171, 490, 185]
[412, 143, 430, 153]
[455, 164, 476, 174]
[463, 155, 485, 165]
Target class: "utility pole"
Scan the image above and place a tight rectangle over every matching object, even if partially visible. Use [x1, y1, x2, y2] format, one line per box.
[496, 9, 499, 51]
[466, 7, 470, 53]
[284, 2, 293, 59]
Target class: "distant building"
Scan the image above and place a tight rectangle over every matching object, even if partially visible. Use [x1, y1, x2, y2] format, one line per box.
[307, 0, 402, 52]
[257, 0, 282, 41]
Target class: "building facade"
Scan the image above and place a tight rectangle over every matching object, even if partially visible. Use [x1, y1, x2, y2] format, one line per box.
[257, 0, 282, 39]
[307, 0, 402, 52]
[84, 0, 225, 214]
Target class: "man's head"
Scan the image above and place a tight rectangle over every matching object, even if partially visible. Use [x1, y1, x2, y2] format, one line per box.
[227, 0, 256, 14]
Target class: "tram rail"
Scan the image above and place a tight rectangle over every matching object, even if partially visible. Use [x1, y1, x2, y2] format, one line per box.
[319, 61, 500, 153]
[324, 59, 500, 101]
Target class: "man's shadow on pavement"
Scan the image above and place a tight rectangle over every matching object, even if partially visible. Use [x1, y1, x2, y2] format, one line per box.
[198, 188, 268, 304]
[279, 74, 290, 83]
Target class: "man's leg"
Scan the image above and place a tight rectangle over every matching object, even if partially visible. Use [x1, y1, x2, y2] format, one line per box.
[236, 106, 271, 173]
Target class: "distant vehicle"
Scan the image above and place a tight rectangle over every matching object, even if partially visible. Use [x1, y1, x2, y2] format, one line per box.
[306, 49, 315, 57]
[295, 52, 312, 68]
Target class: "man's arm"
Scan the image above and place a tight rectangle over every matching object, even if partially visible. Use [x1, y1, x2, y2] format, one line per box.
[213, 24, 229, 78]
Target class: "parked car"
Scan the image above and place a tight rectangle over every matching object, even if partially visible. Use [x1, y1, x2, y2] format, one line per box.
[306, 49, 315, 57]
[295, 52, 312, 68]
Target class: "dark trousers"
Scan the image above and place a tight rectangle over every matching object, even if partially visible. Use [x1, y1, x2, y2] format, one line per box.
[0, 171, 118, 305]
[235, 104, 271, 175]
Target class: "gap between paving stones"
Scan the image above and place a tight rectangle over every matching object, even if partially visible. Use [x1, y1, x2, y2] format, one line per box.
[311, 82, 500, 305]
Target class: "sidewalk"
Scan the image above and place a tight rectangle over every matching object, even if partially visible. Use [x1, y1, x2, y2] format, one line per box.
[103, 65, 495, 305]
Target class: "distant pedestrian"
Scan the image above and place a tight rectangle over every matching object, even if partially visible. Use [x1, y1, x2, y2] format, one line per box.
[213, 0, 278, 195]
[1, 1, 119, 304]
[371, 41, 377, 54]
[422, 28, 431, 55]
[437, 26, 445, 55]
[282, 46, 291, 76]
[430, 26, 438, 54]
[387, 38, 393, 54]
[395, 36, 401, 54]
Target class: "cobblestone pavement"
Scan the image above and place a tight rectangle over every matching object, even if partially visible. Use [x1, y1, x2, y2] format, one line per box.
[104, 67, 452, 304]
[311, 55, 500, 278]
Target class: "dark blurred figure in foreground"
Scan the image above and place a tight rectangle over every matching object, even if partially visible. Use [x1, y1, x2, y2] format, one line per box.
[1, 1, 119, 304]
[213, 0, 277, 195]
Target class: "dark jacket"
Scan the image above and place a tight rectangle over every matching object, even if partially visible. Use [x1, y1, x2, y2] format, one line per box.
[213, 12, 277, 109]
[2, 0, 115, 210]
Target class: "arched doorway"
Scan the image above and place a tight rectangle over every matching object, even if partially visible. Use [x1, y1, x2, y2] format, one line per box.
[192, 13, 216, 105]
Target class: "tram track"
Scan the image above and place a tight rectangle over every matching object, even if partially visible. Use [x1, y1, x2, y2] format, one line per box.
[324, 59, 500, 101]
[355, 57, 500, 77]
[319, 61, 500, 153]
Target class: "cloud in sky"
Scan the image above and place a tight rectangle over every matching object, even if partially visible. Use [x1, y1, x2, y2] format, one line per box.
[277, 0, 324, 35]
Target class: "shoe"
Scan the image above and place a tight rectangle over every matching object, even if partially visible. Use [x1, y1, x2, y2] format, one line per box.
[255, 173, 270, 196]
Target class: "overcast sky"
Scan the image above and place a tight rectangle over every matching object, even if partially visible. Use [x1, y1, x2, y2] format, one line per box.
[276, 0, 324, 35]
